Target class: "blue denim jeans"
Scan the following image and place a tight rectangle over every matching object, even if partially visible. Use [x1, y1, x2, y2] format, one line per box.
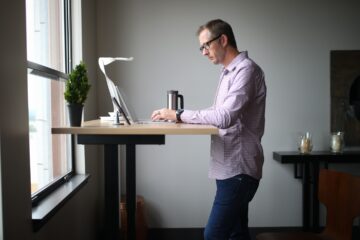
[204, 174, 259, 240]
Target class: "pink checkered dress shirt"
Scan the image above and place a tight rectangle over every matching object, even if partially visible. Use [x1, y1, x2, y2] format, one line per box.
[181, 51, 266, 180]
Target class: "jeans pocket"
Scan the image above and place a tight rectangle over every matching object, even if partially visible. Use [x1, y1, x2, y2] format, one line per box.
[236, 175, 259, 203]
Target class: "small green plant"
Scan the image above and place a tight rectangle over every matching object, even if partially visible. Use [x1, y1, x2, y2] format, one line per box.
[64, 61, 91, 104]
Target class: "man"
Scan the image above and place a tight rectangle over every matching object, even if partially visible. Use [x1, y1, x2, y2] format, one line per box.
[151, 19, 266, 240]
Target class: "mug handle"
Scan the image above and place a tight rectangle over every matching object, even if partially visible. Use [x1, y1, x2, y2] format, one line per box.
[178, 94, 184, 109]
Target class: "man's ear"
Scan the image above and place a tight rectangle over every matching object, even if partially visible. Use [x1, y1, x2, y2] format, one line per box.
[220, 34, 228, 47]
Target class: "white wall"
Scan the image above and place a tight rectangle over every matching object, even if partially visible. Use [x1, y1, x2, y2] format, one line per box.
[95, 0, 360, 228]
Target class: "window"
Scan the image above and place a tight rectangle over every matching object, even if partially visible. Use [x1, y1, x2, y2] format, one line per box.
[26, 0, 73, 203]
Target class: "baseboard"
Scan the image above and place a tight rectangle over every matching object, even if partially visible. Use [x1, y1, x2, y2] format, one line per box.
[148, 226, 360, 240]
[147, 227, 301, 240]
[148, 228, 203, 240]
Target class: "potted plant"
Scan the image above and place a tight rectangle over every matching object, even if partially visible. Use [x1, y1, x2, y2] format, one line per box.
[64, 61, 91, 126]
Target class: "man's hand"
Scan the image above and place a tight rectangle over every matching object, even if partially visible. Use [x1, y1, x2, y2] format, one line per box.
[151, 108, 176, 121]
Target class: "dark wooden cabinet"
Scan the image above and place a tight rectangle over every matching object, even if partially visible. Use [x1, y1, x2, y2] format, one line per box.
[273, 151, 360, 232]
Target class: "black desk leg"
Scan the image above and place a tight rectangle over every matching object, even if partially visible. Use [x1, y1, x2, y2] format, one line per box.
[126, 144, 136, 240]
[104, 144, 120, 240]
[302, 161, 311, 231]
[312, 162, 320, 232]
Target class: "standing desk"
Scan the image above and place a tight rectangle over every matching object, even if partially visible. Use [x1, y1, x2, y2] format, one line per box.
[52, 120, 218, 240]
[273, 151, 360, 232]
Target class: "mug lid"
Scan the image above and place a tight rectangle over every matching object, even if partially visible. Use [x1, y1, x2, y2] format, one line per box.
[167, 90, 178, 94]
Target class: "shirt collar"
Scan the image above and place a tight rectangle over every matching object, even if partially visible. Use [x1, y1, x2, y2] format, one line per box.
[222, 51, 248, 75]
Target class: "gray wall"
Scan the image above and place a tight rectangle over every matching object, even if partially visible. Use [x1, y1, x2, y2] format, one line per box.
[96, 0, 360, 228]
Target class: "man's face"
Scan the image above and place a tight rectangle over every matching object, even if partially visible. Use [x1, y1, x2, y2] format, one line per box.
[198, 29, 224, 65]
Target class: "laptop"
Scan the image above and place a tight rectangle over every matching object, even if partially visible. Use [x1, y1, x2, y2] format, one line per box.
[112, 97, 131, 125]
[114, 86, 173, 125]
[99, 57, 171, 125]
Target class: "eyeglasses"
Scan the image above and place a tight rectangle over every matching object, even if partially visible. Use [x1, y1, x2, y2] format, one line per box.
[199, 35, 222, 52]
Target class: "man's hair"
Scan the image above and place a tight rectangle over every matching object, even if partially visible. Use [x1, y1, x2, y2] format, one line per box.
[196, 19, 237, 49]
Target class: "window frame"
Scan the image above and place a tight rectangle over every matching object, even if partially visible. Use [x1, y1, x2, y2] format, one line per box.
[27, 0, 75, 207]
[27, 61, 75, 207]
[64, 0, 72, 74]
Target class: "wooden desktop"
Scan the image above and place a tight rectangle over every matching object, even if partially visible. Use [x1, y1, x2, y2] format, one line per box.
[52, 119, 218, 240]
